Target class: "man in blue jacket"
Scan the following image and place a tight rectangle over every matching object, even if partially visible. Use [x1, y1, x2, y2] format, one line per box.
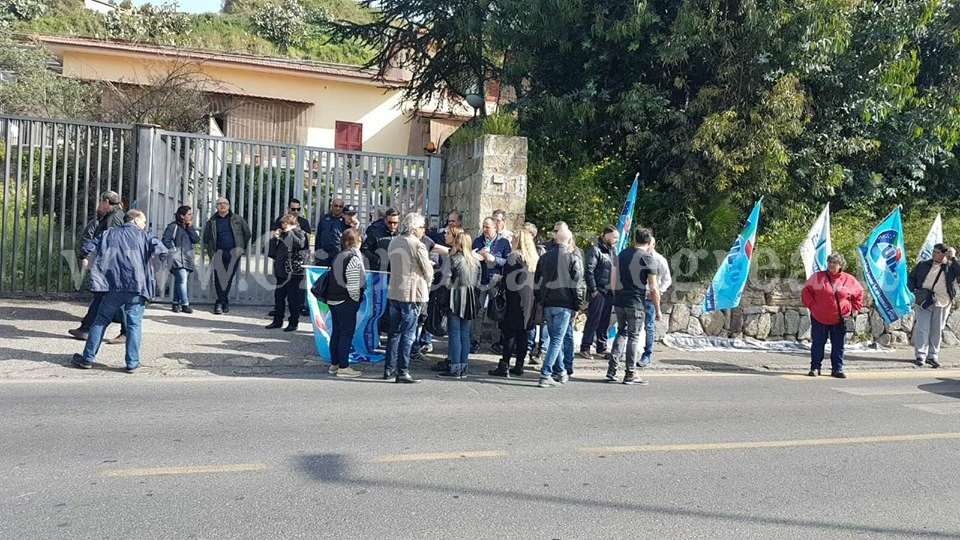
[471, 216, 512, 353]
[314, 198, 346, 266]
[72, 209, 167, 373]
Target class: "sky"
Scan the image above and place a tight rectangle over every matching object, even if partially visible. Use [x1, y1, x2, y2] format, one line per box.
[133, 0, 222, 13]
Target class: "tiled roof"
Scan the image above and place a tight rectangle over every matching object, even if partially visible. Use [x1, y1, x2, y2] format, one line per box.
[34, 34, 408, 85]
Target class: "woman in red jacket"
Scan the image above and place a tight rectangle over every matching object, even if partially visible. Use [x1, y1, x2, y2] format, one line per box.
[801, 252, 864, 378]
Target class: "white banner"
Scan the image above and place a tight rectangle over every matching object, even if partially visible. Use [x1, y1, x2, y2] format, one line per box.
[800, 203, 832, 279]
[917, 213, 943, 263]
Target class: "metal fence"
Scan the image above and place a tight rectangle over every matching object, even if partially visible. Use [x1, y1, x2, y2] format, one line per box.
[0, 114, 442, 304]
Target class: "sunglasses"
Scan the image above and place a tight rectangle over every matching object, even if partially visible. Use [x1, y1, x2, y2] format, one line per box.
[289, 207, 301, 212]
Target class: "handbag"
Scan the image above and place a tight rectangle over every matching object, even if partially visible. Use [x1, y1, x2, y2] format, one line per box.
[827, 272, 856, 333]
[915, 266, 945, 310]
[487, 280, 507, 322]
[311, 270, 330, 303]
[423, 286, 450, 337]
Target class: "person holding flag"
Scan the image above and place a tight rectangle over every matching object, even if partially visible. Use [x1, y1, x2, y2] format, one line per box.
[908, 244, 960, 368]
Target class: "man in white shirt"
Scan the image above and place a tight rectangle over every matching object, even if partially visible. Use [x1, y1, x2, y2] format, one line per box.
[639, 235, 672, 368]
[492, 209, 514, 243]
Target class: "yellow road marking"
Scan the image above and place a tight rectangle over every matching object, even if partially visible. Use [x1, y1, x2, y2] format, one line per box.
[579, 432, 960, 454]
[102, 463, 268, 477]
[781, 370, 960, 381]
[372, 450, 508, 463]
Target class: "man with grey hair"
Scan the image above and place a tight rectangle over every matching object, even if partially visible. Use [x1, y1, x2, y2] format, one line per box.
[202, 197, 252, 315]
[384, 212, 433, 383]
[471, 216, 512, 353]
[73, 209, 167, 373]
[492, 209, 513, 242]
[534, 228, 584, 388]
[68, 190, 128, 342]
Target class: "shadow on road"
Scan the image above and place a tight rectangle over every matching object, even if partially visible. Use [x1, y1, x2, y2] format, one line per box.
[293, 453, 960, 539]
[918, 378, 960, 399]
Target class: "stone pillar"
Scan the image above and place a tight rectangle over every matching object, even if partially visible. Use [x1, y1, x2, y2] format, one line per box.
[440, 135, 528, 238]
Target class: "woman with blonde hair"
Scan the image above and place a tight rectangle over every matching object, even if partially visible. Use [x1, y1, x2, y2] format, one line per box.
[440, 231, 481, 378]
[489, 229, 540, 377]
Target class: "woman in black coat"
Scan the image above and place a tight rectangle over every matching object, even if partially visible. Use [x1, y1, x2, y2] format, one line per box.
[162, 205, 200, 313]
[489, 229, 539, 377]
[266, 214, 308, 331]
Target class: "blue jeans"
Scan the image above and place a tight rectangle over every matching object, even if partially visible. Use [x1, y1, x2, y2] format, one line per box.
[540, 307, 572, 379]
[329, 300, 359, 368]
[639, 298, 656, 367]
[82, 292, 145, 369]
[447, 315, 472, 374]
[386, 301, 421, 376]
[171, 268, 190, 305]
[610, 306, 645, 376]
[810, 317, 845, 372]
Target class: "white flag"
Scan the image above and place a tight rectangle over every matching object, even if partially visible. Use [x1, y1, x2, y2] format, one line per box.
[800, 203, 832, 279]
[917, 213, 943, 263]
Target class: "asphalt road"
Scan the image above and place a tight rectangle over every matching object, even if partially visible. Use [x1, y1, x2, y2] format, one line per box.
[3, 370, 960, 539]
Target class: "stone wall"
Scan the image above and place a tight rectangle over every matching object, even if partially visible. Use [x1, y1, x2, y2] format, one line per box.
[654, 281, 960, 348]
[439, 135, 528, 237]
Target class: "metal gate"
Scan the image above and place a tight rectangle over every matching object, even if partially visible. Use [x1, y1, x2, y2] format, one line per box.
[0, 114, 442, 304]
[0, 115, 134, 296]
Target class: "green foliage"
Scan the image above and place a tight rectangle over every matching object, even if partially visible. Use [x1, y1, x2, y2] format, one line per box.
[103, 1, 191, 43]
[251, 0, 309, 51]
[447, 112, 519, 146]
[6, 0, 48, 21]
[0, 33, 100, 119]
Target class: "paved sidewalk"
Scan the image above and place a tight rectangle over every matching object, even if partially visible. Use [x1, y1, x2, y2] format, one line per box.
[1, 298, 957, 380]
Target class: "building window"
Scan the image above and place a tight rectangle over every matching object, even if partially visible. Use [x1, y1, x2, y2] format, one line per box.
[335, 121, 363, 152]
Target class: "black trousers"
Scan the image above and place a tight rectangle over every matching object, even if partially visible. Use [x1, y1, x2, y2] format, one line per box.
[272, 274, 304, 324]
[500, 328, 530, 368]
[80, 292, 127, 335]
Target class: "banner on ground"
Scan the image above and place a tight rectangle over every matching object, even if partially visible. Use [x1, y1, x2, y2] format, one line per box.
[858, 207, 914, 324]
[304, 266, 388, 363]
[917, 213, 943, 263]
[800, 203, 832, 279]
[703, 199, 762, 313]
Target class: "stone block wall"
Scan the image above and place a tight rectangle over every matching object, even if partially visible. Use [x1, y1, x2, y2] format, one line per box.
[440, 135, 528, 237]
[656, 281, 954, 348]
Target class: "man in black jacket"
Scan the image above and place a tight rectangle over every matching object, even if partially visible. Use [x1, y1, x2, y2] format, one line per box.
[579, 225, 619, 360]
[534, 228, 584, 388]
[361, 207, 400, 271]
[908, 244, 960, 368]
[68, 191, 127, 342]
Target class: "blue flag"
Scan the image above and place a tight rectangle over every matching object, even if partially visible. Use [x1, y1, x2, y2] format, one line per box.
[305, 266, 389, 363]
[859, 208, 914, 324]
[615, 174, 639, 254]
[703, 199, 762, 313]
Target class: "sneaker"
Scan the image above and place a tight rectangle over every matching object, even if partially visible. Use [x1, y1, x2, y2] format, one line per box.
[420, 343, 434, 354]
[437, 371, 461, 379]
[431, 360, 450, 372]
[578, 350, 593, 360]
[222, 304, 230, 314]
[926, 358, 941, 369]
[830, 370, 847, 379]
[410, 351, 424, 362]
[68, 328, 88, 341]
[125, 363, 140, 373]
[71, 353, 93, 369]
[623, 373, 649, 385]
[107, 334, 126, 345]
[807, 369, 820, 377]
[180, 305, 193, 314]
[172, 304, 181, 313]
[605, 371, 617, 382]
[914, 358, 924, 367]
[328, 364, 339, 375]
[213, 303, 223, 315]
[537, 377, 558, 388]
[337, 366, 362, 378]
[553, 372, 569, 384]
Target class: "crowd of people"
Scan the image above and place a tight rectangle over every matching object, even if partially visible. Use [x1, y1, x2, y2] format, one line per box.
[67, 191, 960, 382]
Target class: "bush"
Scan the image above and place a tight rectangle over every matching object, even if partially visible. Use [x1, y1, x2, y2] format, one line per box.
[447, 112, 519, 146]
[251, 0, 307, 51]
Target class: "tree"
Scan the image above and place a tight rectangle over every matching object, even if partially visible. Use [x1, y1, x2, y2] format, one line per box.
[98, 61, 229, 132]
[325, 0, 501, 113]
[0, 33, 100, 119]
